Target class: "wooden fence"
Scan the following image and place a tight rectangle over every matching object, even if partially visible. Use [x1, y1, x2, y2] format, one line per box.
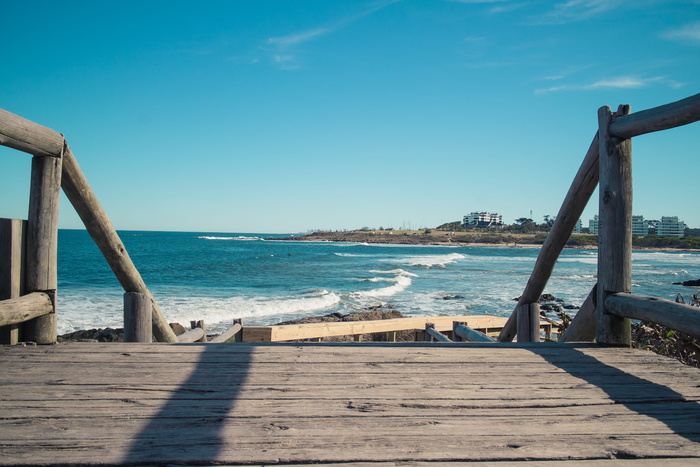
[1, 94, 699, 345]
[499, 93, 700, 344]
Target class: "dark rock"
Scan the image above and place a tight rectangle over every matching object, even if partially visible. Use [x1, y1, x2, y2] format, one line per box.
[440, 294, 464, 300]
[58, 328, 124, 342]
[673, 279, 700, 287]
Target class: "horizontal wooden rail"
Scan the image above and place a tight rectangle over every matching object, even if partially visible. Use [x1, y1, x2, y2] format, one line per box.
[453, 322, 495, 343]
[609, 93, 700, 139]
[424, 323, 452, 342]
[0, 109, 64, 157]
[605, 293, 700, 340]
[0, 292, 53, 327]
[210, 323, 243, 343]
[178, 327, 205, 343]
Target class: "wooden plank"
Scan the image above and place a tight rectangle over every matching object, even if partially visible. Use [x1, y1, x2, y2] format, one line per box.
[499, 133, 600, 342]
[59, 145, 177, 343]
[0, 219, 25, 344]
[23, 155, 62, 344]
[609, 92, 700, 139]
[0, 108, 64, 157]
[606, 293, 700, 339]
[597, 105, 632, 346]
[0, 292, 53, 327]
[0, 343, 699, 465]
[243, 315, 508, 342]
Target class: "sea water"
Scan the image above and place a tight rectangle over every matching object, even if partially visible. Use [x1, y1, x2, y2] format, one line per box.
[56, 230, 700, 335]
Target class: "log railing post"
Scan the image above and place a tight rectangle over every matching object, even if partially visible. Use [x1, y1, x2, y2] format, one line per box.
[124, 292, 152, 342]
[597, 105, 632, 346]
[498, 134, 600, 342]
[60, 145, 178, 343]
[24, 153, 62, 344]
[0, 219, 26, 344]
[516, 303, 540, 343]
[559, 284, 597, 343]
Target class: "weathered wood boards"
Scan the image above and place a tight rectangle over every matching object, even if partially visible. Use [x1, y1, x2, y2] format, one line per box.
[0, 343, 698, 465]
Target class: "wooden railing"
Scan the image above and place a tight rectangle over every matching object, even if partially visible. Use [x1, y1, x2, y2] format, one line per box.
[0, 109, 178, 343]
[2, 94, 699, 346]
[499, 93, 700, 345]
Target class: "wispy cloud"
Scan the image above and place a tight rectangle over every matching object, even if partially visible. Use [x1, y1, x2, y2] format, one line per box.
[661, 21, 700, 44]
[535, 75, 683, 94]
[528, 0, 632, 25]
[265, 0, 401, 69]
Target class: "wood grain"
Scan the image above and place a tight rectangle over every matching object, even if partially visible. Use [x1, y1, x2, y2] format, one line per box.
[0, 343, 698, 465]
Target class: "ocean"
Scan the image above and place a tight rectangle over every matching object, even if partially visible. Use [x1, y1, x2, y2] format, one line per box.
[56, 229, 700, 335]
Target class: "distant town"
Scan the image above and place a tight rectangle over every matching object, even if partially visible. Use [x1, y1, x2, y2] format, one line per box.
[461, 211, 691, 238]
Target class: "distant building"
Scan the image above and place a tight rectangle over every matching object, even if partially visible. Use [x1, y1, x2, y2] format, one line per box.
[573, 219, 583, 234]
[588, 214, 686, 237]
[589, 215, 599, 235]
[632, 215, 649, 237]
[657, 216, 686, 238]
[463, 212, 503, 228]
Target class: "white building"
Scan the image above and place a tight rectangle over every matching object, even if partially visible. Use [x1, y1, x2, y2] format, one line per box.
[631, 215, 649, 237]
[589, 215, 599, 235]
[573, 219, 583, 234]
[657, 216, 686, 238]
[463, 212, 503, 228]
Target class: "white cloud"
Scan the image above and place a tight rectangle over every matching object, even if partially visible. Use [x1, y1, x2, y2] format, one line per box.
[535, 75, 682, 94]
[662, 21, 700, 44]
[528, 0, 631, 25]
[265, 0, 401, 68]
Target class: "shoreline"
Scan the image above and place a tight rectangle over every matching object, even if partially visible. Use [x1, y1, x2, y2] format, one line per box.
[274, 235, 698, 252]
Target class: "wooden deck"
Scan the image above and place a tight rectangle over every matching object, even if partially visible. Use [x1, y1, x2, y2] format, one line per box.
[1, 342, 699, 466]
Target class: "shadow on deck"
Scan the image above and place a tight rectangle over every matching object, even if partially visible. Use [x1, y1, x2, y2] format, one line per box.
[1, 342, 699, 465]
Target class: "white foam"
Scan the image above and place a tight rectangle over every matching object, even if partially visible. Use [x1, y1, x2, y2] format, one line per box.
[160, 290, 342, 331]
[198, 236, 261, 241]
[404, 252, 464, 268]
[351, 275, 413, 298]
[369, 268, 419, 277]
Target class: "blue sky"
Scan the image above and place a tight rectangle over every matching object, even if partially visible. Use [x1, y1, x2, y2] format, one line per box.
[1, 0, 698, 233]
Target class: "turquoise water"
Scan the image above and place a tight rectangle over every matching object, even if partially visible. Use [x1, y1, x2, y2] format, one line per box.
[56, 230, 700, 334]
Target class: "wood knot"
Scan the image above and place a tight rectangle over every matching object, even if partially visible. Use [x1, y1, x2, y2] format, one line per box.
[603, 189, 613, 205]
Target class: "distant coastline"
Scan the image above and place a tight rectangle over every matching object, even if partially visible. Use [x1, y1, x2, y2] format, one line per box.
[272, 229, 700, 251]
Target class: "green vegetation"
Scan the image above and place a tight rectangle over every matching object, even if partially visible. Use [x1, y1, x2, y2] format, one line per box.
[284, 227, 699, 250]
[633, 235, 700, 249]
